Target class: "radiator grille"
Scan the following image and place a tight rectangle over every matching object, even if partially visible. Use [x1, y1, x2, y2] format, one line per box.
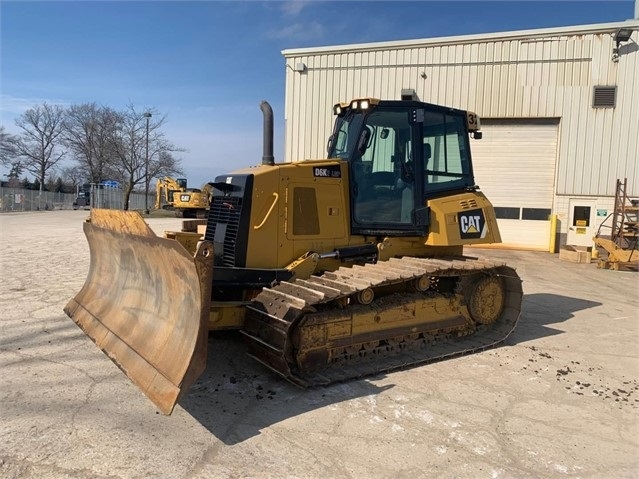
[205, 196, 243, 267]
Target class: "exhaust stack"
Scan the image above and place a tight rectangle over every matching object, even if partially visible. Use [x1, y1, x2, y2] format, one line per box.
[260, 101, 274, 166]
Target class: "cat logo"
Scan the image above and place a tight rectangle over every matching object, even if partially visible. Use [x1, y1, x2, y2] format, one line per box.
[458, 209, 487, 239]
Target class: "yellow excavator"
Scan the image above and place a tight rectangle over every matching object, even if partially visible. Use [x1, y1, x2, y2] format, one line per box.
[155, 176, 211, 218]
[65, 97, 523, 414]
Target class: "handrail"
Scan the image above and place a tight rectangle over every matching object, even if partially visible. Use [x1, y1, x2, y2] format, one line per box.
[253, 192, 279, 230]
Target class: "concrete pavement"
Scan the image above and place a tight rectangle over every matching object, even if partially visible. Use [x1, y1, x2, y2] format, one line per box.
[1, 210, 637, 478]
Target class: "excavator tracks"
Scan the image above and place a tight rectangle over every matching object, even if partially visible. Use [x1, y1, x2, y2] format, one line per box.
[242, 256, 522, 387]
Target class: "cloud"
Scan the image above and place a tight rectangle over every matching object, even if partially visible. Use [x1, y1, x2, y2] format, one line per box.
[280, 0, 310, 16]
[0, 94, 71, 130]
[267, 21, 325, 41]
[0, 95, 44, 123]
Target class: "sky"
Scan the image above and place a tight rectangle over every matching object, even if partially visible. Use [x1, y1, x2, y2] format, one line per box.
[1, 0, 636, 187]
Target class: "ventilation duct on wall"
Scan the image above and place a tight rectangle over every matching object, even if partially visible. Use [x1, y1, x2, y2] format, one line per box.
[592, 86, 617, 108]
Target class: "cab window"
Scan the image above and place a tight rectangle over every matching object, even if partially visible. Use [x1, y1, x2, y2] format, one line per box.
[422, 112, 473, 194]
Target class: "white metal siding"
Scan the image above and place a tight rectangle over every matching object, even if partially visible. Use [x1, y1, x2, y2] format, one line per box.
[283, 21, 639, 198]
[471, 119, 559, 249]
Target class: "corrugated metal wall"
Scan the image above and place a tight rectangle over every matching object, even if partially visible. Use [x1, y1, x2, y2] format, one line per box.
[283, 22, 639, 197]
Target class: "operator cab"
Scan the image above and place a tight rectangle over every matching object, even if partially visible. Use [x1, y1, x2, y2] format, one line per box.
[327, 98, 481, 236]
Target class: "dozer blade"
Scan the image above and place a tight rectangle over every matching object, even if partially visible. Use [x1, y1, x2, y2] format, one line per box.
[64, 209, 214, 415]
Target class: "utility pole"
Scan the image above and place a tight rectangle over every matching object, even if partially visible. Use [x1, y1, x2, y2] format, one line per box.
[143, 112, 152, 214]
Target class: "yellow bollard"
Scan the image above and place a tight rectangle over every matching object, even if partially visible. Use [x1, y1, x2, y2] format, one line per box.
[549, 214, 558, 253]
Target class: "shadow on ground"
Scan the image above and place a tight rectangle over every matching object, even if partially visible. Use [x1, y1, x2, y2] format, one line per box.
[180, 331, 393, 445]
[508, 293, 602, 344]
[180, 292, 601, 444]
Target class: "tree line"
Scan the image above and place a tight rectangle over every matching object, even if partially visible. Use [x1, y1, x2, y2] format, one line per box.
[0, 102, 184, 209]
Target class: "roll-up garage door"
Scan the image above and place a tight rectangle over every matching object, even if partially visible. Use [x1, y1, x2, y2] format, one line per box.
[470, 119, 559, 250]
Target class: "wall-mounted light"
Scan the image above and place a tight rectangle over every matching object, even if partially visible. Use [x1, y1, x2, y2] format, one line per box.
[285, 62, 307, 74]
[612, 27, 634, 63]
[614, 28, 633, 43]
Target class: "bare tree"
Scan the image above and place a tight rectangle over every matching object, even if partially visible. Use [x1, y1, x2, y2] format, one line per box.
[1, 125, 20, 171]
[62, 103, 119, 183]
[151, 150, 184, 179]
[107, 105, 184, 210]
[1, 127, 24, 187]
[61, 165, 85, 192]
[5, 161, 24, 187]
[13, 103, 66, 191]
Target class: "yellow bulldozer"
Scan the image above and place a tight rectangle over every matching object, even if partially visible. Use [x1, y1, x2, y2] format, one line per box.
[65, 97, 523, 414]
[155, 176, 211, 218]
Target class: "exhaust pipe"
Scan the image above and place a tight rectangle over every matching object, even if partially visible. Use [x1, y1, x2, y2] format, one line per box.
[260, 101, 274, 166]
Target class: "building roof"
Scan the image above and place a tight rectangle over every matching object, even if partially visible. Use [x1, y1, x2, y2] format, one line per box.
[282, 19, 639, 57]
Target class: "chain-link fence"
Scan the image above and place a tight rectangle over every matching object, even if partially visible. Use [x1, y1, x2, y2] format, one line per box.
[0, 186, 154, 213]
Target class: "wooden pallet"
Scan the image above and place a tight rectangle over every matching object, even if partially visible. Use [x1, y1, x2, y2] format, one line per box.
[596, 258, 638, 271]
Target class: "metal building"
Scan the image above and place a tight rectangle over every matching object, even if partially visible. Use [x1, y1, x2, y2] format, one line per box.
[282, 20, 639, 250]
